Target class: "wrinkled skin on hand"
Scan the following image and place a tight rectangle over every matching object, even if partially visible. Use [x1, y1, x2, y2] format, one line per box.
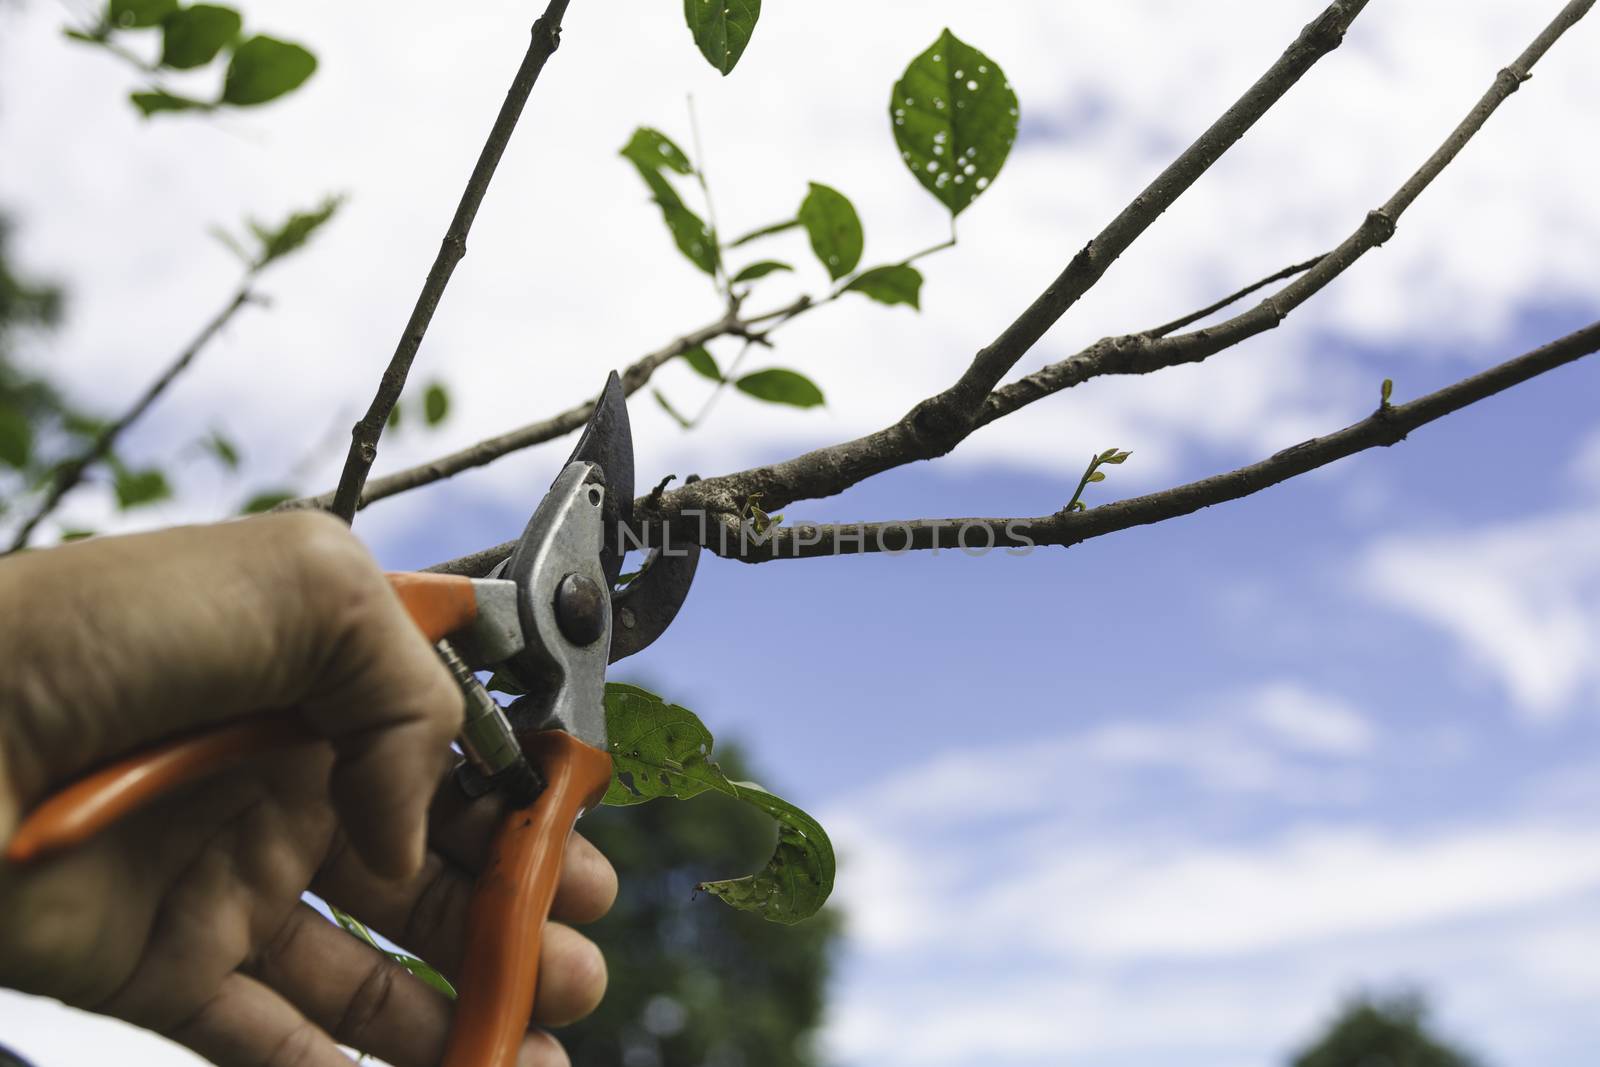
[0, 515, 615, 1067]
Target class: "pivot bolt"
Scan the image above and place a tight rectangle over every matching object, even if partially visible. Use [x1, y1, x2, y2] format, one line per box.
[554, 573, 606, 645]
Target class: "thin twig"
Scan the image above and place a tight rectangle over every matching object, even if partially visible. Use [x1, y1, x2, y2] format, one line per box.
[282, 297, 811, 512]
[7, 286, 256, 551]
[327, 0, 574, 522]
[1144, 255, 1324, 338]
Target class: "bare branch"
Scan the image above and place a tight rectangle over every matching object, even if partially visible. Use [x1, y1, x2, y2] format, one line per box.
[985, 0, 1595, 426]
[704, 320, 1600, 561]
[7, 285, 256, 551]
[328, 0, 574, 522]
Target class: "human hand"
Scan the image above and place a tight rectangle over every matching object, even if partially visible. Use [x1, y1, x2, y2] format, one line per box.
[0, 514, 615, 1066]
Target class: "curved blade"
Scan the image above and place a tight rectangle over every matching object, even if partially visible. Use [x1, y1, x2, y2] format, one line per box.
[564, 371, 633, 588]
[610, 542, 700, 663]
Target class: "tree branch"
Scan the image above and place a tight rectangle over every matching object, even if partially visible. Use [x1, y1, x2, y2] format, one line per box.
[919, 0, 1371, 428]
[283, 295, 810, 512]
[327, 0, 573, 522]
[984, 0, 1595, 426]
[428, 321, 1600, 573]
[7, 285, 256, 551]
[691, 320, 1600, 561]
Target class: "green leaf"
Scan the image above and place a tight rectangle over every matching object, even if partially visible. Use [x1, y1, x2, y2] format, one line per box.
[682, 345, 722, 382]
[652, 388, 694, 429]
[1087, 470, 1106, 483]
[797, 183, 863, 281]
[843, 264, 923, 309]
[222, 35, 316, 106]
[735, 368, 824, 409]
[130, 90, 212, 117]
[0, 405, 33, 469]
[660, 202, 719, 276]
[110, 0, 178, 28]
[204, 430, 240, 470]
[329, 906, 381, 950]
[620, 127, 693, 176]
[423, 383, 450, 426]
[1381, 378, 1394, 406]
[1102, 449, 1131, 465]
[159, 5, 241, 69]
[601, 683, 833, 924]
[683, 0, 761, 76]
[394, 955, 457, 999]
[60, 529, 97, 542]
[248, 195, 342, 269]
[113, 466, 172, 509]
[619, 129, 719, 275]
[890, 29, 1019, 217]
[728, 219, 799, 248]
[241, 489, 295, 514]
[730, 260, 793, 284]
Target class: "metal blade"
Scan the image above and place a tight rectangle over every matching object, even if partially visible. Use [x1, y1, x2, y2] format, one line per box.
[563, 371, 634, 588]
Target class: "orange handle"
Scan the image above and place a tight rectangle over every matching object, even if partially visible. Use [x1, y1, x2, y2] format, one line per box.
[442, 731, 614, 1067]
[4, 572, 481, 865]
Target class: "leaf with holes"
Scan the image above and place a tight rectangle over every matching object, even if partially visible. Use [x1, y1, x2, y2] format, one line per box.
[731, 260, 793, 284]
[682, 345, 722, 382]
[736, 368, 824, 409]
[797, 183, 862, 281]
[890, 29, 1018, 216]
[159, 4, 241, 70]
[424, 383, 450, 426]
[600, 683, 834, 923]
[683, 0, 760, 75]
[843, 264, 923, 309]
[222, 35, 316, 106]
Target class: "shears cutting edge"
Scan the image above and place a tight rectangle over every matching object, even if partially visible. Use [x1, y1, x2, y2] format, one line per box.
[3, 372, 701, 1067]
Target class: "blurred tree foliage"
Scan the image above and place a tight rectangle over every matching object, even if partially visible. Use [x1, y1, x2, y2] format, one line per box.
[561, 741, 841, 1067]
[1290, 993, 1484, 1067]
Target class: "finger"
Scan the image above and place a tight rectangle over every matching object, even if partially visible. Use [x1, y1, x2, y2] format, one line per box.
[312, 849, 610, 1025]
[162, 971, 353, 1067]
[254, 904, 603, 1056]
[314, 828, 614, 977]
[249, 903, 453, 1067]
[0, 514, 461, 881]
[426, 782, 617, 924]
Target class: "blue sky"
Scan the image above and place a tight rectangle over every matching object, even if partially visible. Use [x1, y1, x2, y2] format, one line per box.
[3, 2, 1598, 1065]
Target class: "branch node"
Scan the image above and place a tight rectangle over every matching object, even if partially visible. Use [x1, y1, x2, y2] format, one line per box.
[1363, 208, 1397, 246]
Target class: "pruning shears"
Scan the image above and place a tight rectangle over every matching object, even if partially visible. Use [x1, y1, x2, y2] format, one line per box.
[4, 372, 700, 1067]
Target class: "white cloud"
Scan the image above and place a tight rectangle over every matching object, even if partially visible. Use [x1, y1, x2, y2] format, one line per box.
[1360, 509, 1600, 719]
[1569, 427, 1600, 495]
[1247, 681, 1375, 755]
